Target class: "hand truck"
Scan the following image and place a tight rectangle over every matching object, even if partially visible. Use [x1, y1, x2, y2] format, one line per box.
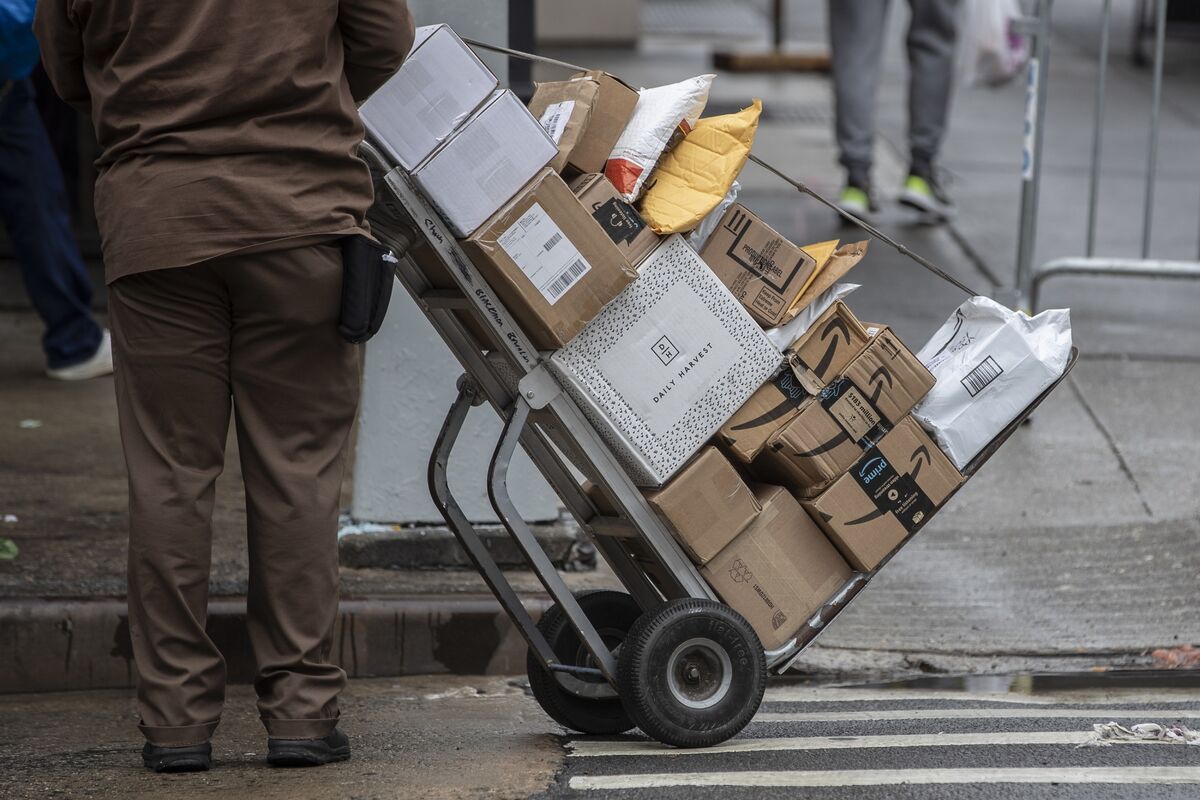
[358, 139, 1078, 749]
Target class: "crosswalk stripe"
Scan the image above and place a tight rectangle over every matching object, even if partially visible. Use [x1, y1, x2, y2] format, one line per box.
[568, 767, 1200, 790]
[761, 687, 1200, 706]
[569, 730, 1117, 756]
[755, 707, 1200, 723]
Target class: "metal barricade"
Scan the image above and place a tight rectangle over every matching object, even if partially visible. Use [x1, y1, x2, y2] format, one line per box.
[1011, 0, 1200, 313]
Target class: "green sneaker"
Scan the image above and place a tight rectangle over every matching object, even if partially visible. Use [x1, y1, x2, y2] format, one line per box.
[898, 173, 955, 221]
[837, 185, 875, 221]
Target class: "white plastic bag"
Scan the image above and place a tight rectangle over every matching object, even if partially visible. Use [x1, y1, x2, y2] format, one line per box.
[913, 296, 1072, 470]
[604, 74, 714, 202]
[686, 180, 740, 251]
[764, 283, 861, 350]
[959, 0, 1029, 87]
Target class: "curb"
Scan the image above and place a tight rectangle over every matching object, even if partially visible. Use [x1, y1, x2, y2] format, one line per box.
[0, 595, 550, 694]
[338, 520, 594, 570]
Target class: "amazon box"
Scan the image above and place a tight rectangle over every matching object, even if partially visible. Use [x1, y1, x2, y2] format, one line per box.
[360, 24, 499, 170]
[841, 327, 936, 427]
[570, 173, 660, 266]
[412, 90, 558, 237]
[754, 328, 935, 497]
[717, 369, 810, 464]
[548, 235, 783, 486]
[786, 301, 872, 393]
[803, 417, 963, 571]
[703, 485, 853, 650]
[644, 447, 761, 565]
[461, 168, 638, 350]
[700, 205, 818, 328]
[529, 72, 638, 175]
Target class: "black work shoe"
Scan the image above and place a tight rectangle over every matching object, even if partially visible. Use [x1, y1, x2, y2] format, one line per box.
[142, 741, 212, 773]
[267, 728, 351, 767]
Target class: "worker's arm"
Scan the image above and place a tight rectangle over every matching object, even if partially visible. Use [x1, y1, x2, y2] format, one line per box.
[32, 0, 92, 116]
[338, 0, 415, 103]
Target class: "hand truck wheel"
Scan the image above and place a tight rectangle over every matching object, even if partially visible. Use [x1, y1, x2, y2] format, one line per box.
[618, 598, 766, 748]
[526, 590, 640, 735]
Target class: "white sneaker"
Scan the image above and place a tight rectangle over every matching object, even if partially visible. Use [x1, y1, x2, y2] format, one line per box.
[46, 329, 114, 381]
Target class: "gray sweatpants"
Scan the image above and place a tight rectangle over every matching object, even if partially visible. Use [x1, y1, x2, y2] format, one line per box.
[828, 0, 960, 183]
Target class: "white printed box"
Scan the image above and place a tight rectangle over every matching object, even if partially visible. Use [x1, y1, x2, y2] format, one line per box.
[549, 235, 784, 486]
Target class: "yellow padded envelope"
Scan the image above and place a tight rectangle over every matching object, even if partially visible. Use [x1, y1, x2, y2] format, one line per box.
[639, 99, 762, 235]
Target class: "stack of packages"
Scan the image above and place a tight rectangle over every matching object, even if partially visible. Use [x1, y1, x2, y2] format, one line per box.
[361, 27, 1072, 652]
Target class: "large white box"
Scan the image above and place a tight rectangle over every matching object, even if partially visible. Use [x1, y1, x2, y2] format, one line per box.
[411, 89, 558, 238]
[359, 24, 499, 170]
[550, 236, 784, 486]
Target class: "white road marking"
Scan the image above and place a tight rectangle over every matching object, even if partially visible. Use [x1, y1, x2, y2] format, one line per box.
[761, 686, 1200, 706]
[756, 707, 1200, 723]
[568, 730, 1128, 757]
[568, 767, 1200, 790]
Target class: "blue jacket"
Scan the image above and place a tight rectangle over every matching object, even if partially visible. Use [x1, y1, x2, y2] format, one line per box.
[1, 0, 39, 81]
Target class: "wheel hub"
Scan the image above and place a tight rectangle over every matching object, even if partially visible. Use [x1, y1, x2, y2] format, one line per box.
[666, 637, 733, 710]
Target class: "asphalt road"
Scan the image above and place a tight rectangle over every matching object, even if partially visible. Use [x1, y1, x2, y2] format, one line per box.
[540, 679, 1200, 799]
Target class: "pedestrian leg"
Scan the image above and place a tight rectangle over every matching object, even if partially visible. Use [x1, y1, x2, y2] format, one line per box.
[906, 0, 961, 174]
[827, 0, 892, 186]
[223, 243, 361, 739]
[0, 79, 102, 369]
[109, 264, 233, 747]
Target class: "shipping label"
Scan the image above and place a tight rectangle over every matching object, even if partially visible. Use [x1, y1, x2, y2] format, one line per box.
[537, 100, 575, 145]
[820, 377, 887, 448]
[497, 202, 591, 305]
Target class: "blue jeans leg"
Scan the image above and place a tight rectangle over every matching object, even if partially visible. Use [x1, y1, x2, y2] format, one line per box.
[0, 79, 102, 369]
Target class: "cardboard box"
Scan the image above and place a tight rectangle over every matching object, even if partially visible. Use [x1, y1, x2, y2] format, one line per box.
[412, 90, 558, 237]
[548, 235, 784, 486]
[717, 369, 810, 464]
[570, 173, 660, 266]
[644, 447, 761, 565]
[360, 24, 499, 171]
[754, 328, 934, 496]
[700, 204, 818, 328]
[460, 168, 638, 350]
[528, 72, 638, 175]
[785, 301, 872, 393]
[803, 417, 963, 571]
[703, 485, 853, 650]
[840, 327, 936, 427]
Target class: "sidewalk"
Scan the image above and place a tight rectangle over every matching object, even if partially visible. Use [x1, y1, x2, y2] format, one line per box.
[3, 1, 1199, 692]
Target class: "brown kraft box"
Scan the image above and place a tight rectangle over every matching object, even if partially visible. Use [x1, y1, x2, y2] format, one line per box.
[700, 204, 818, 327]
[841, 326, 936, 427]
[703, 484, 853, 650]
[643, 447, 761, 565]
[461, 168, 638, 350]
[569, 173, 660, 266]
[717, 369, 811, 464]
[803, 416, 963, 571]
[753, 328, 935, 497]
[785, 300, 872, 393]
[528, 72, 638, 175]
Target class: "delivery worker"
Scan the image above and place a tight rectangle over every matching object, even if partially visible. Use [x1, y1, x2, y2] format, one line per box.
[1, 0, 110, 380]
[828, 0, 960, 221]
[35, 0, 414, 773]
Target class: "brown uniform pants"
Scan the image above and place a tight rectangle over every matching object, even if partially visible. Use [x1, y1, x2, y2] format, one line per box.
[108, 243, 361, 747]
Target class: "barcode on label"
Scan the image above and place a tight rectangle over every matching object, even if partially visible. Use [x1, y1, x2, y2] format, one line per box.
[961, 355, 1003, 397]
[547, 259, 588, 300]
[543, 232, 563, 251]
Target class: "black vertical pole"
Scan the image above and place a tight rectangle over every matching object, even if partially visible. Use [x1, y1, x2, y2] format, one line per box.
[509, 0, 536, 101]
[773, 0, 785, 52]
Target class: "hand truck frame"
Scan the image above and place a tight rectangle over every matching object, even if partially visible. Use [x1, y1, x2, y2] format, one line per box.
[359, 139, 1077, 748]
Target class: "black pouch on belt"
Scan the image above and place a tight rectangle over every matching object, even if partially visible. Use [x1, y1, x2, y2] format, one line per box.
[338, 234, 396, 343]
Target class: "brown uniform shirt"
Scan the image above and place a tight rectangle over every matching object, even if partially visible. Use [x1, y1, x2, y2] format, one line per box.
[35, 0, 414, 283]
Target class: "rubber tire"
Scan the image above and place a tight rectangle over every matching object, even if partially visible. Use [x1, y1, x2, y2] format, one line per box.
[526, 590, 640, 736]
[618, 598, 766, 748]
